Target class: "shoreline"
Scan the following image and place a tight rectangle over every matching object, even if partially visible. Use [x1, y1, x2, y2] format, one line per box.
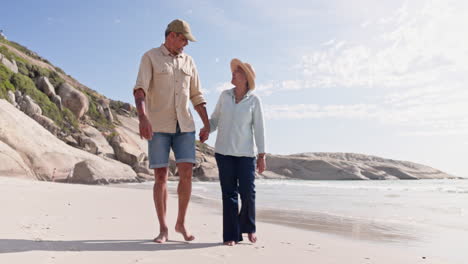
[0, 176, 457, 264]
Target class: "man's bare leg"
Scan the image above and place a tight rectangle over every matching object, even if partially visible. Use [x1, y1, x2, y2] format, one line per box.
[175, 162, 195, 241]
[153, 168, 169, 243]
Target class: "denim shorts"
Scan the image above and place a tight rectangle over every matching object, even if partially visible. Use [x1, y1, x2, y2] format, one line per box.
[148, 125, 196, 169]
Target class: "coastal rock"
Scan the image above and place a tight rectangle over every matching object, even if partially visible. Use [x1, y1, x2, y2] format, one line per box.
[265, 153, 456, 180]
[57, 83, 89, 119]
[81, 125, 114, 158]
[36, 76, 56, 97]
[51, 94, 62, 110]
[0, 140, 35, 178]
[6, 90, 16, 106]
[98, 98, 114, 122]
[18, 95, 42, 116]
[0, 99, 137, 183]
[0, 54, 18, 73]
[69, 159, 137, 184]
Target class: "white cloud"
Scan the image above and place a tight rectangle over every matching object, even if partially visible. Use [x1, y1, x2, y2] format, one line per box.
[214, 82, 233, 92]
[259, 0, 468, 136]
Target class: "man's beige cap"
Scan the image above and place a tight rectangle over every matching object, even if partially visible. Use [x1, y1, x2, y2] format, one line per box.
[166, 19, 196, 42]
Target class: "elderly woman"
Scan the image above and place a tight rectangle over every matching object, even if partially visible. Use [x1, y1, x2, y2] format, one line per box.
[206, 58, 266, 246]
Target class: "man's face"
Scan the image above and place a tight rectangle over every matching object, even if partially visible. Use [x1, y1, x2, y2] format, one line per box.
[169, 32, 188, 55]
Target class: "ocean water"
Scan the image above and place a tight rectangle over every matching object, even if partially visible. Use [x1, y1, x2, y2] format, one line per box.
[125, 179, 468, 262]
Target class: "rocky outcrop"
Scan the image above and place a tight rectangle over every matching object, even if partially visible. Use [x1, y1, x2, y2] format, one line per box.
[264, 153, 457, 180]
[0, 53, 18, 73]
[0, 140, 35, 179]
[69, 159, 137, 184]
[81, 126, 114, 158]
[6, 91, 16, 106]
[0, 99, 137, 183]
[18, 95, 42, 116]
[98, 98, 113, 122]
[36, 76, 56, 97]
[57, 83, 89, 119]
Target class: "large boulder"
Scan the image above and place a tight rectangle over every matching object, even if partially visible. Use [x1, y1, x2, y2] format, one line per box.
[6, 91, 16, 106]
[98, 98, 114, 122]
[81, 125, 114, 158]
[111, 135, 146, 168]
[0, 54, 18, 73]
[113, 114, 151, 173]
[69, 159, 137, 184]
[51, 94, 62, 110]
[57, 83, 89, 119]
[18, 95, 42, 116]
[36, 76, 56, 97]
[0, 99, 137, 183]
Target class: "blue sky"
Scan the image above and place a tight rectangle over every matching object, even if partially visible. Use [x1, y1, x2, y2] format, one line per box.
[1, 0, 467, 177]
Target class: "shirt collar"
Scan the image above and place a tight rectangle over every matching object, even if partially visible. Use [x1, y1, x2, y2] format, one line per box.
[160, 44, 184, 58]
[228, 87, 253, 99]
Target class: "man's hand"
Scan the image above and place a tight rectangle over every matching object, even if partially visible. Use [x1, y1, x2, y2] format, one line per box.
[134, 88, 152, 140]
[199, 126, 210, 143]
[139, 114, 153, 140]
[257, 154, 266, 174]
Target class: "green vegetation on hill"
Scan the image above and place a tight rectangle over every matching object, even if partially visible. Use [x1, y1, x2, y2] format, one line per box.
[1, 45, 78, 133]
[0, 38, 51, 64]
[0, 64, 15, 102]
[84, 89, 114, 131]
[10, 73, 78, 132]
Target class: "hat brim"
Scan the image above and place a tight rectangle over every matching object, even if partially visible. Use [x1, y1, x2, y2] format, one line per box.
[230, 59, 255, 90]
[183, 32, 197, 42]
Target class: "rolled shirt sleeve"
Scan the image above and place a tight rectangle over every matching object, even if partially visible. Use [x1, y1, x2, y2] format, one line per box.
[133, 53, 152, 95]
[189, 60, 206, 106]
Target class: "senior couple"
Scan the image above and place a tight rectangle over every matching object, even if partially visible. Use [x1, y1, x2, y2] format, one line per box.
[133, 19, 266, 246]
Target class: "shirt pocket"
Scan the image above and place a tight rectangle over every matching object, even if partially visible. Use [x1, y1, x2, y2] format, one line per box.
[180, 65, 192, 94]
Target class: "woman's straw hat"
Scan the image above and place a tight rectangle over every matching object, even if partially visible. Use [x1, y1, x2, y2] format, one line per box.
[230, 58, 256, 90]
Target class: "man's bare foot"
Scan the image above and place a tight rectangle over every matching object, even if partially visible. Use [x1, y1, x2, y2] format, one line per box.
[175, 224, 195, 241]
[224, 241, 236, 246]
[248, 233, 257, 243]
[153, 231, 169, 243]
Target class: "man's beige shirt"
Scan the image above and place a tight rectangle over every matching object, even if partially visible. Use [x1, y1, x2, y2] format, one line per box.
[133, 44, 206, 133]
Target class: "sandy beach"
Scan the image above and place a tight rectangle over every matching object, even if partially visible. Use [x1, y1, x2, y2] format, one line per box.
[0, 176, 454, 264]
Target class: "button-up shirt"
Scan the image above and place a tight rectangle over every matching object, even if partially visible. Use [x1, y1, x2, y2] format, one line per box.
[209, 88, 266, 157]
[133, 44, 206, 133]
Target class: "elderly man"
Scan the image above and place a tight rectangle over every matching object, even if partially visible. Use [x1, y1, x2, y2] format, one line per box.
[133, 19, 210, 243]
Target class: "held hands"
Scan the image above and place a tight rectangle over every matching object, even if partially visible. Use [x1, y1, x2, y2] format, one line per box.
[199, 126, 210, 143]
[138, 114, 153, 140]
[257, 154, 266, 174]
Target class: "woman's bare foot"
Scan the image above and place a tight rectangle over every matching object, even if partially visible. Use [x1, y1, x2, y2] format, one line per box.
[224, 241, 236, 246]
[175, 224, 195, 241]
[248, 233, 257, 243]
[153, 231, 169, 243]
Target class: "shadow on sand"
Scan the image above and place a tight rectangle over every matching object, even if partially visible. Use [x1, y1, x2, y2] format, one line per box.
[0, 239, 221, 253]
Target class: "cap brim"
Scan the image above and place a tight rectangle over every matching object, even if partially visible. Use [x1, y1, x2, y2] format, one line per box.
[183, 32, 196, 42]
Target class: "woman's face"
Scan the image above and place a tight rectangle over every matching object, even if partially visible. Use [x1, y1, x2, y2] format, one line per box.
[231, 66, 248, 87]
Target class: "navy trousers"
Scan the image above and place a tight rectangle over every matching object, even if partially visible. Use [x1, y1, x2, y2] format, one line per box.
[215, 153, 256, 243]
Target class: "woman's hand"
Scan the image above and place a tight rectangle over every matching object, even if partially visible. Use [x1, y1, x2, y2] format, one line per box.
[257, 154, 266, 174]
[199, 126, 210, 143]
